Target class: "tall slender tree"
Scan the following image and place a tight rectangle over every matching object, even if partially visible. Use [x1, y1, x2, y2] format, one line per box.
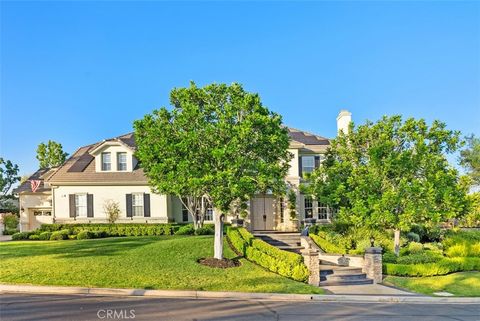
[134, 82, 291, 259]
[460, 134, 480, 186]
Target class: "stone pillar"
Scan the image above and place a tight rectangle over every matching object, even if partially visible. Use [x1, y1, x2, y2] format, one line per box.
[364, 247, 383, 284]
[301, 249, 320, 286]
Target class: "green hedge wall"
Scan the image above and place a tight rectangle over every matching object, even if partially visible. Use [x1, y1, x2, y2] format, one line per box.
[226, 226, 309, 282]
[38, 223, 179, 236]
[383, 257, 480, 277]
[309, 233, 346, 254]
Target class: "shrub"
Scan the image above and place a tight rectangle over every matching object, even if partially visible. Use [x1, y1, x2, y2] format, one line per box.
[28, 234, 40, 240]
[175, 224, 195, 235]
[50, 229, 70, 240]
[103, 199, 121, 223]
[68, 234, 77, 240]
[38, 231, 52, 240]
[383, 251, 398, 263]
[406, 232, 420, 243]
[3, 228, 19, 235]
[11, 231, 34, 240]
[226, 227, 248, 256]
[396, 251, 443, 265]
[195, 225, 214, 235]
[37, 223, 178, 237]
[383, 257, 480, 277]
[77, 231, 94, 240]
[227, 227, 309, 282]
[406, 241, 423, 254]
[310, 234, 346, 254]
[2, 213, 19, 229]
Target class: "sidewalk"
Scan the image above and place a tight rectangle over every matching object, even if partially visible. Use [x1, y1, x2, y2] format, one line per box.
[1, 284, 478, 304]
[322, 283, 415, 295]
[0, 235, 12, 242]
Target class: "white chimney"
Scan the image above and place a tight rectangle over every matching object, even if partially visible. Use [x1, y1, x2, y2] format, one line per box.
[337, 110, 352, 135]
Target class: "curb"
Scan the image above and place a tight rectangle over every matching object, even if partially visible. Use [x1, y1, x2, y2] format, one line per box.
[1, 284, 479, 304]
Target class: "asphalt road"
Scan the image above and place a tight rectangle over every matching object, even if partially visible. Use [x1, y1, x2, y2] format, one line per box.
[1, 293, 479, 321]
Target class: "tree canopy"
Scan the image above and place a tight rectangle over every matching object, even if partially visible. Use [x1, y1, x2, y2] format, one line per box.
[303, 116, 468, 253]
[134, 82, 292, 259]
[0, 158, 20, 211]
[460, 134, 480, 186]
[36, 140, 68, 169]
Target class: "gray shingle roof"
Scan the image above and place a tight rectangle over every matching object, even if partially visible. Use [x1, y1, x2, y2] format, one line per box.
[14, 168, 55, 194]
[47, 128, 329, 184]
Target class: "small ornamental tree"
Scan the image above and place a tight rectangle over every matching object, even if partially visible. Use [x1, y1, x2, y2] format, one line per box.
[304, 116, 468, 255]
[134, 82, 291, 259]
[36, 140, 68, 169]
[103, 200, 121, 224]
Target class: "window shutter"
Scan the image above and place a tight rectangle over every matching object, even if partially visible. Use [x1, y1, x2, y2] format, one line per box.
[69, 194, 76, 218]
[314, 156, 320, 169]
[298, 156, 303, 177]
[143, 193, 151, 217]
[87, 194, 94, 218]
[126, 194, 133, 218]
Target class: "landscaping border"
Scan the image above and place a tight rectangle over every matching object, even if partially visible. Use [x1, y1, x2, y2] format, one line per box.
[1, 284, 479, 304]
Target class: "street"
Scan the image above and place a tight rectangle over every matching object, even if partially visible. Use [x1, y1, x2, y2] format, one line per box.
[1, 293, 479, 321]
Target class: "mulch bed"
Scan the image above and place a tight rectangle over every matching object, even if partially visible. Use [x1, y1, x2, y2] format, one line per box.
[198, 257, 241, 269]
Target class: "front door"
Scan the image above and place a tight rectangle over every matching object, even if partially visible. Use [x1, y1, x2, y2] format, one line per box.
[252, 196, 276, 231]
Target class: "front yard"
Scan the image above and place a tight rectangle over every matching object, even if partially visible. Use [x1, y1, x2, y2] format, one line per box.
[0, 235, 323, 294]
[385, 272, 480, 297]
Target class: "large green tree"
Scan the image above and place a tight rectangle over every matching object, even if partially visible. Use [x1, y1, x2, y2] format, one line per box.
[36, 140, 68, 169]
[134, 82, 291, 259]
[459, 134, 480, 186]
[304, 116, 468, 255]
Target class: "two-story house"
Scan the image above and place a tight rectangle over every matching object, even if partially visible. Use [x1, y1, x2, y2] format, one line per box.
[15, 110, 352, 232]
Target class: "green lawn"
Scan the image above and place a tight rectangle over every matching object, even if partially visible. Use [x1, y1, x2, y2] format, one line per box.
[0, 236, 323, 294]
[385, 272, 480, 297]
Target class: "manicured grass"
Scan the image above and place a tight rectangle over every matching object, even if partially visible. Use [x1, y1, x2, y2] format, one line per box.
[385, 272, 480, 297]
[0, 236, 323, 294]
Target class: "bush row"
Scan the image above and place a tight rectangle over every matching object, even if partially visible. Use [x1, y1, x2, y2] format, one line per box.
[226, 227, 309, 282]
[383, 257, 480, 277]
[174, 224, 214, 236]
[38, 223, 180, 236]
[309, 233, 345, 254]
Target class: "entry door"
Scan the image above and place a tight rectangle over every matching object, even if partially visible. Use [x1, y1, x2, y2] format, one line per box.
[252, 196, 276, 231]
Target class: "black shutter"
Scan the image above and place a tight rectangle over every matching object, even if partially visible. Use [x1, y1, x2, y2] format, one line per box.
[69, 194, 76, 218]
[314, 156, 320, 169]
[87, 194, 94, 217]
[143, 193, 151, 217]
[126, 194, 133, 218]
[298, 156, 303, 177]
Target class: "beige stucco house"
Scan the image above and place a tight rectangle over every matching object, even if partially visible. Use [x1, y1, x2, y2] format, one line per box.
[15, 111, 351, 232]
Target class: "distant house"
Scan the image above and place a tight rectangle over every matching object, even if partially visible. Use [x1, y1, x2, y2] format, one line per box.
[16, 111, 351, 232]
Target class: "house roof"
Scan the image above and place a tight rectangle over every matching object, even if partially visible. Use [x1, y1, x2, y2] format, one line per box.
[47, 129, 329, 184]
[14, 168, 56, 194]
[286, 127, 330, 145]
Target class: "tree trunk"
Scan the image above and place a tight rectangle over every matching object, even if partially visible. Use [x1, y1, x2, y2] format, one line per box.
[394, 229, 401, 256]
[214, 212, 224, 260]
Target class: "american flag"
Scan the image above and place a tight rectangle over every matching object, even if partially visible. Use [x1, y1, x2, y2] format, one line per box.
[30, 180, 41, 193]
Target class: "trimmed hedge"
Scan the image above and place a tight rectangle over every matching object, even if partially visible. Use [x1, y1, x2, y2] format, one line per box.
[383, 257, 480, 277]
[310, 234, 345, 254]
[226, 227, 309, 282]
[38, 231, 52, 240]
[50, 229, 70, 240]
[38, 223, 179, 237]
[11, 231, 35, 240]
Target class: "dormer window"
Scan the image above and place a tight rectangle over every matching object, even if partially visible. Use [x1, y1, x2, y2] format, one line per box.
[101, 152, 111, 171]
[117, 152, 127, 171]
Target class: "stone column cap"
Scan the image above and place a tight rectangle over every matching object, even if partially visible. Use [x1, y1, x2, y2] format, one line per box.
[365, 247, 383, 254]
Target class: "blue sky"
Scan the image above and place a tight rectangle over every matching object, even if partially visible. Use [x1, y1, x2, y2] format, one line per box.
[1, 1, 479, 176]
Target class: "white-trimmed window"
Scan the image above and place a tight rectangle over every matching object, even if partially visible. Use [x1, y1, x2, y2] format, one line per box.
[132, 193, 144, 217]
[205, 206, 214, 221]
[75, 194, 87, 217]
[34, 210, 52, 216]
[301, 156, 315, 174]
[101, 152, 111, 171]
[304, 196, 313, 219]
[318, 202, 329, 220]
[117, 152, 127, 171]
